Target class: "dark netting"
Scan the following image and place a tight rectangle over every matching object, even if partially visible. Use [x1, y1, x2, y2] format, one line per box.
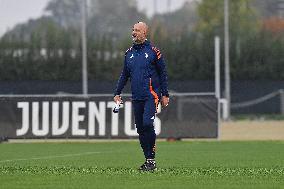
[0, 95, 218, 139]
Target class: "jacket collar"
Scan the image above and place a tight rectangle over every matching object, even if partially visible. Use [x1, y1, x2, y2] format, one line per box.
[133, 40, 150, 50]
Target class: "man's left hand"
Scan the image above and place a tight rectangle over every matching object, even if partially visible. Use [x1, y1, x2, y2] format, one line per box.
[161, 96, 169, 108]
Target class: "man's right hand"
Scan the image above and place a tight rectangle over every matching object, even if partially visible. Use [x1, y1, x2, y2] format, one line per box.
[114, 95, 122, 104]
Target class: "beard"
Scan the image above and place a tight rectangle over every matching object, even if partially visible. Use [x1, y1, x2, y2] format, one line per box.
[132, 36, 138, 43]
[132, 35, 144, 44]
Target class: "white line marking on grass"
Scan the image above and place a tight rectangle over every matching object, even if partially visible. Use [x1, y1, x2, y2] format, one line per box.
[0, 151, 107, 163]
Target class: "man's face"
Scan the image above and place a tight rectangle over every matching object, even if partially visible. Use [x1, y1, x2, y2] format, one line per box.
[132, 23, 147, 44]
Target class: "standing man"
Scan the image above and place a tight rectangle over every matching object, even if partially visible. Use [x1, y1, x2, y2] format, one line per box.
[114, 22, 169, 171]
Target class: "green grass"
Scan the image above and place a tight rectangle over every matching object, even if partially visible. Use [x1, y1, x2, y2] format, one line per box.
[0, 141, 283, 189]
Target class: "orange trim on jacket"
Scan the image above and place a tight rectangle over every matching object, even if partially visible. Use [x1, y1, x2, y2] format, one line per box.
[149, 78, 159, 112]
[152, 46, 162, 60]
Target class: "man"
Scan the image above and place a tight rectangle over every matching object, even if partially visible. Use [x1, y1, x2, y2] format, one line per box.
[114, 22, 169, 171]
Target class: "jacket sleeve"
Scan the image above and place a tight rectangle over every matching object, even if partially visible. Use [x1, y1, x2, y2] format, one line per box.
[155, 51, 169, 97]
[114, 58, 130, 96]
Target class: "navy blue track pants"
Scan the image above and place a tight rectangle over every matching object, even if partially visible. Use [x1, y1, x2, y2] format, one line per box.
[133, 98, 157, 159]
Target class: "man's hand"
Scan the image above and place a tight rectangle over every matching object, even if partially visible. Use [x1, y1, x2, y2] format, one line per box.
[161, 96, 169, 108]
[114, 95, 122, 104]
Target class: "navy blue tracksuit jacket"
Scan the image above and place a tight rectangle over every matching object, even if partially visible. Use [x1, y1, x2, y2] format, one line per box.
[114, 40, 169, 101]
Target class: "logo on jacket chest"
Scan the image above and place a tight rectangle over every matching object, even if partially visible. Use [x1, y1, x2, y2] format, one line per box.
[129, 53, 149, 59]
[145, 53, 149, 59]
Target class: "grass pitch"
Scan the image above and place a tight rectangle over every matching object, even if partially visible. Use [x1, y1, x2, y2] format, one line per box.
[0, 141, 283, 189]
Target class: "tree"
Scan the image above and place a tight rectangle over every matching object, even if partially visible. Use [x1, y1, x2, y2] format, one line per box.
[196, 0, 263, 80]
[45, 0, 81, 29]
[44, 0, 146, 40]
[262, 17, 284, 34]
[251, 0, 281, 18]
[88, 0, 147, 40]
[196, 0, 259, 36]
[150, 1, 199, 39]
